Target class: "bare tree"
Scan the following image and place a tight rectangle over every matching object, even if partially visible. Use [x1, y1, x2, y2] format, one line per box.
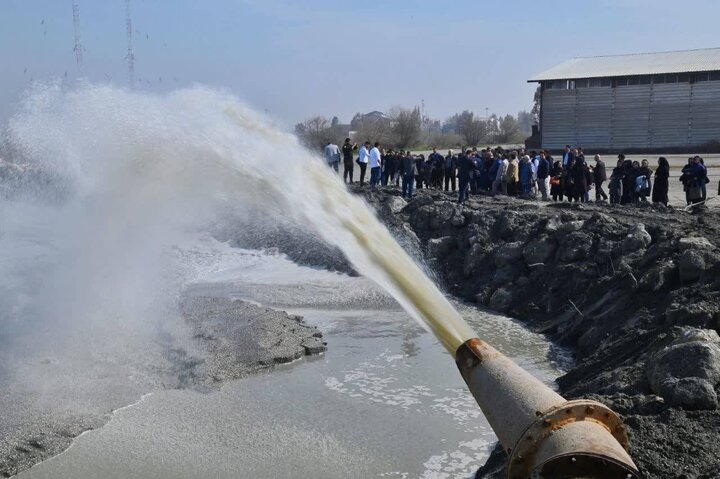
[354, 116, 391, 146]
[495, 114, 522, 144]
[389, 106, 421, 148]
[517, 110, 534, 136]
[456, 110, 488, 147]
[294, 116, 331, 150]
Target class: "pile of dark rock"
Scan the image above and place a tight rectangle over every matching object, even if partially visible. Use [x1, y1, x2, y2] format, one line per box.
[355, 186, 720, 478]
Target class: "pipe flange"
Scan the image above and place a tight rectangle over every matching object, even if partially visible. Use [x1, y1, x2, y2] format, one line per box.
[506, 399, 631, 479]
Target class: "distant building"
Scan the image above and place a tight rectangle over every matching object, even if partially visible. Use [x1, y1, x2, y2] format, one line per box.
[350, 111, 390, 129]
[529, 48, 720, 150]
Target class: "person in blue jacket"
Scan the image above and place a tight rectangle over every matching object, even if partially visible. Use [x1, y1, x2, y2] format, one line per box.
[519, 155, 533, 196]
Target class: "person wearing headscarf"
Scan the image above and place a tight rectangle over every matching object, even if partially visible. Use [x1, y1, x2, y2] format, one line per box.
[652, 157, 670, 206]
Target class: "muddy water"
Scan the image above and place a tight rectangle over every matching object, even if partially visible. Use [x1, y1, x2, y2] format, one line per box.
[19, 241, 569, 479]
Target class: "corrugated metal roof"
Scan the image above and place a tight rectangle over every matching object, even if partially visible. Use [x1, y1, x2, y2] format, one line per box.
[529, 47, 720, 82]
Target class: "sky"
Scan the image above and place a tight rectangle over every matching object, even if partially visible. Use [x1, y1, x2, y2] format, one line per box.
[1, 0, 720, 129]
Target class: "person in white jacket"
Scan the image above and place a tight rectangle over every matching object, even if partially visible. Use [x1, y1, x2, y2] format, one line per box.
[324, 141, 341, 173]
[369, 142, 382, 189]
[357, 141, 371, 186]
[492, 154, 509, 196]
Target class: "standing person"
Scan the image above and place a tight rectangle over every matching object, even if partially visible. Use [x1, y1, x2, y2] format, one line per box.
[401, 151, 417, 199]
[537, 151, 550, 200]
[429, 148, 444, 189]
[381, 149, 395, 186]
[369, 142, 382, 189]
[506, 153, 519, 196]
[550, 160, 564, 201]
[593, 154, 608, 202]
[620, 160, 635, 204]
[630, 160, 643, 203]
[565, 158, 578, 202]
[693, 156, 708, 204]
[652, 157, 670, 206]
[415, 154, 426, 189]
[457, 149, 472, 204]
[357, 141, 370, 186]
[424, 154, 435, 190]
[342, 138, 357, 184]
[493, 154, 509, 195]
[530, 151, 540, 196]
[679, 158, 695, 205]
[562, 145, 574, 168]
[679, 156, 705, 206]
[584, 162, 594, 202]
[387, 150, 399, 187]
[575, 147, 585, 164]
[609, 159, 625, 205]
[571, 157, 589, 202]
[637, 159, 653, 202]
[394, 151, 403, 186]
[478, 151, 493, 192]
[467, 153, 479, 194]
[519, 155, 533, 196]
[324, 141, 341, 173]
[444, 150, 457, 192]
[698, 156, 709, 203]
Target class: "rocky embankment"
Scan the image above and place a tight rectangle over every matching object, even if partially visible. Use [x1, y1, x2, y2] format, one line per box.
[354, 185, 720, 479]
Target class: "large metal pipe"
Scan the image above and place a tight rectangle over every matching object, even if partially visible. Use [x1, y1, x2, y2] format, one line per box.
[456, 338, 640, 479]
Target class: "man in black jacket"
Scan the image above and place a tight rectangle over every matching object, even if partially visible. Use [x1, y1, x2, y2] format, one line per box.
[457, 149, 473, 204]
[401, 152, 417, 198]
[444, 150, 457, 192]
[593, 154, 608, 201]
[428, 148, 444, 189]
[342, 138, 356, 184]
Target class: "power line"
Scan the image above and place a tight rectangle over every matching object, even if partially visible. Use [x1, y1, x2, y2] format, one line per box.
[72, 0, 83, 73]
[125, 0, 135, 87]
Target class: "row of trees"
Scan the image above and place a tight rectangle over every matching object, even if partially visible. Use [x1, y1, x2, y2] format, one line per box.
[294, 107, 534, 151]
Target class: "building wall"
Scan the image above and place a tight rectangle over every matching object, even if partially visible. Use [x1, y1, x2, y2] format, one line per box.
[540, 79, 720, 150]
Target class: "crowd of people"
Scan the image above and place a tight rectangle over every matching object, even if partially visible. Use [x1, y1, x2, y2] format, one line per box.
[324, 139, 712, 207]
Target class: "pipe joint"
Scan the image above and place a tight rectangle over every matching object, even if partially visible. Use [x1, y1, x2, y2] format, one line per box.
[507, 399, 639, 479]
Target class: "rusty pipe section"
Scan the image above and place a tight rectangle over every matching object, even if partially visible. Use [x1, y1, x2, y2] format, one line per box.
[456, 338, 640, 479]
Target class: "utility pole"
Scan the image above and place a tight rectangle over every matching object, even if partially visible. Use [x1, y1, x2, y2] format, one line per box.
[72, 0, 83, 73]
[125, 0, 135, 87]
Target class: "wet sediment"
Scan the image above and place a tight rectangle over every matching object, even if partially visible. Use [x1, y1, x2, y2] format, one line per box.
[0, 298, 325, 478]
[356, 185, 720, 479]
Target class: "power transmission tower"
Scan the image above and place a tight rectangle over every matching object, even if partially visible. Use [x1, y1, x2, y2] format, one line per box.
[72, 0, 83, 73]
[125, 0, 135, 87]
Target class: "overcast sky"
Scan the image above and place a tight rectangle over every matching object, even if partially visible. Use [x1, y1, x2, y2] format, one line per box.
[1, 0, 720, 129]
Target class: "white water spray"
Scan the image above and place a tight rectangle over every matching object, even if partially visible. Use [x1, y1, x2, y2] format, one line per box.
[1, 82, 476, 355]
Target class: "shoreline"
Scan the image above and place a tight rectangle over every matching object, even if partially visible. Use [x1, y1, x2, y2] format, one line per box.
[0, 298, 326, 478]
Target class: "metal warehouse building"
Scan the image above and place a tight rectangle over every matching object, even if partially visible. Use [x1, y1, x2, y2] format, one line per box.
[529, 48, 720, 150]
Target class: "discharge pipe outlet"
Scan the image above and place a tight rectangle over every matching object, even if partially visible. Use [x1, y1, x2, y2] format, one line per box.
[456, 338, 641, 479]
